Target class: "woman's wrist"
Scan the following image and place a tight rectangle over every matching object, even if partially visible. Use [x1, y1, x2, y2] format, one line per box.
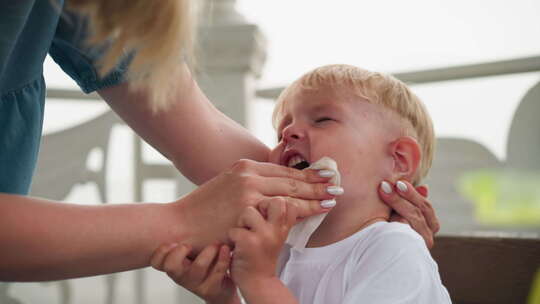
[159, 196, 195, 248]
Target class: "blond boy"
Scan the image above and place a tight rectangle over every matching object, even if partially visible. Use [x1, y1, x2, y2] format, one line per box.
[153, 65, 450, 304]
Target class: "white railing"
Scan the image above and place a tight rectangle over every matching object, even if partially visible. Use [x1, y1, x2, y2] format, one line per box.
[255, 55, 540, 99]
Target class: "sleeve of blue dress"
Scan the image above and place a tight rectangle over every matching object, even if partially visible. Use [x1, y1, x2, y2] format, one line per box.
[49, 10, 130, 93]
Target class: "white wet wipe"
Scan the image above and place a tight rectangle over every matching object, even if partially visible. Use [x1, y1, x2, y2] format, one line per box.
[285, 156, 340, 251]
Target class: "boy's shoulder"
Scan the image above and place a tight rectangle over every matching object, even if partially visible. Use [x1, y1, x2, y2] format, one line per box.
[362, 221, 425, 246]
[342, 222, 452, 303]
[348, 221, 431, 264]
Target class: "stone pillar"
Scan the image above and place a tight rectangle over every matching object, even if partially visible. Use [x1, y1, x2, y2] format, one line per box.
[195, 0, 267, 127]
[175, 0, 267, 196]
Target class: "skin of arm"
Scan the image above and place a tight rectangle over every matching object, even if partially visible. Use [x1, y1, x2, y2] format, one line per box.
[97, 63, 270, 186]
[0, 193, 191, 281]
[0, 162, 334, 281]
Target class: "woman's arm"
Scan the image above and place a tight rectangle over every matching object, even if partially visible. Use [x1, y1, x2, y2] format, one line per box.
[0, 193, 189, 281]
[0, 163, 335, 282]
[98, 64, 269, 185]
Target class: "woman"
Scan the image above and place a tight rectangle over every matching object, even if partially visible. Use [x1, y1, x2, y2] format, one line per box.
[0, 0, 439, 281]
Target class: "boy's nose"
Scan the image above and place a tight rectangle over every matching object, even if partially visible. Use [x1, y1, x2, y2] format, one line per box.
[282, 124, 306, 142]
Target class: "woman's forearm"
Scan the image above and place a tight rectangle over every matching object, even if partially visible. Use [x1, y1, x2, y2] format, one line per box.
[99, 64, 270, 186]
[0, 193, 190, 281]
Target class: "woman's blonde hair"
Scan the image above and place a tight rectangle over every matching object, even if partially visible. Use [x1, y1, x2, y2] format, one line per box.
[66, 0, 196, 112]
[273, 64, 435, 185]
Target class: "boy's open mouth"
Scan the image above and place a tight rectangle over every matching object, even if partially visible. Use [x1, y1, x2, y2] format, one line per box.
[287, 155, 310, 170]
[293, 161, 310, 170]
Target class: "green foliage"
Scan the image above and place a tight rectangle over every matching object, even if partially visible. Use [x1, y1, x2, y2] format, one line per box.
[529, 269, 540, 304]
[459, 169, 540, 225]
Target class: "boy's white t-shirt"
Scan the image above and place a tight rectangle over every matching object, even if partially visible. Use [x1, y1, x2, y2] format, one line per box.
[277, 222, 452, 304]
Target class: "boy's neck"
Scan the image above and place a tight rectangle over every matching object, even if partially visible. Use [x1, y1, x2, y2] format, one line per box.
[306, 195, 390, 248]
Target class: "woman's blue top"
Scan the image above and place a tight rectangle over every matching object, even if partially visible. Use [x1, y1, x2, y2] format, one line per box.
[0, 1, 126, 195]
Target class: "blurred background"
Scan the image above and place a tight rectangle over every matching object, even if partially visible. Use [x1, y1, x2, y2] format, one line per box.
[4, 0, 540, 303]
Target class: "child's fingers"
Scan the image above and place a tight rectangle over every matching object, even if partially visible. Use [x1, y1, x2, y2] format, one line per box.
[237, 206, 266, 231]
[162, 244, 192, 279]
[229, 227, 250, 244]
[150, 243, 178, 271]
[187, 244, 220, 284]
[203, 245, 231, 288]
[266, 197, 287, 225]
[286, 202, 298, 228]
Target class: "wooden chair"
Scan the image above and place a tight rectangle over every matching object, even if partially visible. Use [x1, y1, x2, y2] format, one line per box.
[431, 234, 540, 304]
[30, 110, 118, 201]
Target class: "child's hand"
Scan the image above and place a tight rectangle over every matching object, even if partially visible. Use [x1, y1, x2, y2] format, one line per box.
[229, 197, 297, 288]
[150, 243, 239, 304]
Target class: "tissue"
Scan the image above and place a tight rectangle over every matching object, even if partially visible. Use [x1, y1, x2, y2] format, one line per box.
[285, 156, 340, 251]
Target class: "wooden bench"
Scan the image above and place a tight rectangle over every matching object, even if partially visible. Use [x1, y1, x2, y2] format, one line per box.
[431, 234, 540, 304]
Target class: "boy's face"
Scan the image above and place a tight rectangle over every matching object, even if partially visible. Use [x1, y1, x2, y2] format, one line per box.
[270, 85, 397, 202]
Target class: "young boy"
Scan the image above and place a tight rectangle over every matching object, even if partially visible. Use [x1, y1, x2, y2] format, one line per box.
[151, 64, 451, 304]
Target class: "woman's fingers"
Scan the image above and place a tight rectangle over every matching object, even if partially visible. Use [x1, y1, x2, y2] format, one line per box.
[231, 159, 341, 201]
[259, 196, 330, 220]
[203, 245, 231, 288]
[258, 176, 339, 200]
[415, 184, 429, 198]
[266, 197, 287, 225]
[258, 197, 298, 237]
[187, 244, 220, 284]
[150, 243, 179, 271]
[395, 181, 440, 234]
[265, 197, 298, 228]
[286, 202, 298, 228]
[161, 244, 192, 280]
[379, 181, 435, 248]
[388, 212, 409, 225]
[231, 159, 330, 183]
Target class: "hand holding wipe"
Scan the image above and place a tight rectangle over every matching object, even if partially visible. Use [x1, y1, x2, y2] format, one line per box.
[286, 157, 341, 251]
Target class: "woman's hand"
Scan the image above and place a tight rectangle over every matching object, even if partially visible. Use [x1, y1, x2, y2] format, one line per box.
[151, 243, 240, 304]
[177, 159, 340, 254]
[378, 180, 440, 248]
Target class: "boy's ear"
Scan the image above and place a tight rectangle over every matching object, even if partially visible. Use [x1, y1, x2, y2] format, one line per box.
[388, 136, 421, 181]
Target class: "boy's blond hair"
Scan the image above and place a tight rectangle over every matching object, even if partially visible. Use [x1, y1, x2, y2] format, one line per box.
[272, 64, 435, 185]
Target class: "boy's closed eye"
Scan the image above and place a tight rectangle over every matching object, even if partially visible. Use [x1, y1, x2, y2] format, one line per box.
[314, 117, 334, 123]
